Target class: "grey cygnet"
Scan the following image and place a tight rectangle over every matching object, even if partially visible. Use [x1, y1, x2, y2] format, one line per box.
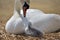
[25, 22, 43, 37]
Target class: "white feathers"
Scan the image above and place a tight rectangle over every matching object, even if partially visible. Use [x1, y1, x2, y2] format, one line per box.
[5, 9, 60, 34]
[5, 0, 60, 34]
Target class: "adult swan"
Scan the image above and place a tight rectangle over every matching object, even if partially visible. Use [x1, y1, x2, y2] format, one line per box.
[5, 0, 60, 36]
[5, 0, 44, 35]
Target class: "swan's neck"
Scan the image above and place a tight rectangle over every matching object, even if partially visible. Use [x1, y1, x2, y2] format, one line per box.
[13, 9, 29, 27]
[20, 15, 29, 27]
[19, 11, 29, 27]
[14, 0, 29, 27]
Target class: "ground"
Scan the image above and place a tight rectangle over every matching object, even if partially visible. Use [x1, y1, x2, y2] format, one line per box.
[0, 23, 60, 40]
[0, 0, 60, 40]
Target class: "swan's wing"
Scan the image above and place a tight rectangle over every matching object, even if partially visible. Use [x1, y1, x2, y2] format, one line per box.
[29, 14, 60, 33]
[26, 9, 45, 19]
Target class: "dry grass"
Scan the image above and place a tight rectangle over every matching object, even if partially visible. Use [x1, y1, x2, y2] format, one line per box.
[0, 0, 60, 40]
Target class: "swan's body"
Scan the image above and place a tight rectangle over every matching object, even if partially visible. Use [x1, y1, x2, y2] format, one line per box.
[29, 14, 60, 34]
[5, 9, 44, 34]
[5, 9, 60, 34]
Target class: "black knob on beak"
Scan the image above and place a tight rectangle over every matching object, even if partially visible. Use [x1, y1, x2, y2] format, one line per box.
[23, 2, 29, 9]
[23, 2, 29, 17]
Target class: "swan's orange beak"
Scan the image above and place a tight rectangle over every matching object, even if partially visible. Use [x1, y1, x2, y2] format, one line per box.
[23, 2, 29, 17]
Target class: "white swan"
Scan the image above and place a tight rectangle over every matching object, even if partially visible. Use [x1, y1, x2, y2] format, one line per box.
[5, 0, 60, 36]
[5, 0, 44, 34]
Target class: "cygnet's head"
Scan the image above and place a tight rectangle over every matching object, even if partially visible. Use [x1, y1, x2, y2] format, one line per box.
[25, 22, 43, 37]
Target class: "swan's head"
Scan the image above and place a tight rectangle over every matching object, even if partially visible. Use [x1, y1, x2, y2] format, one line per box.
[20, 0, 30, 17]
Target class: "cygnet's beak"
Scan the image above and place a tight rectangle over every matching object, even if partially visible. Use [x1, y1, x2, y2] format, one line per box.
[23, 2, 29, 17]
